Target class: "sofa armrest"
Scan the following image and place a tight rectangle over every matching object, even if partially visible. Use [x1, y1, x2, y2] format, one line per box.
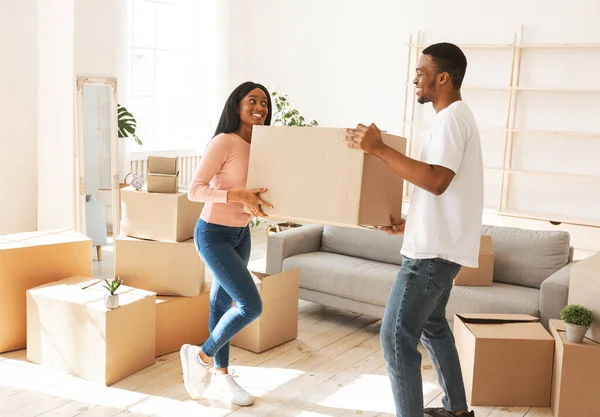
[265, 224, 324, 274]
[539, 261, 578, 328]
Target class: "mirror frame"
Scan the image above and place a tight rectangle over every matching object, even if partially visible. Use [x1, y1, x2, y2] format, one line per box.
[74, 76, 121, 239]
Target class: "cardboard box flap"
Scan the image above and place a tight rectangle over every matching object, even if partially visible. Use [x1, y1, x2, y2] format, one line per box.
[0, 229, 90, 250]
[148, 156, 178, 175]
[28, 276, 155, 310]
[251, 269, 300, 302]
[456, 313, 538, 324]
[457, 313, 552, 341]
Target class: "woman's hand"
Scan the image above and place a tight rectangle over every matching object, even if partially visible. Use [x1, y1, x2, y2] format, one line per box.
[227, 188, 273, 217]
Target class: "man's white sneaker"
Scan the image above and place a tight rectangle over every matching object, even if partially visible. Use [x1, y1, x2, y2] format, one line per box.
[180, 344, 212, 400]
[211, 373, 255, 406]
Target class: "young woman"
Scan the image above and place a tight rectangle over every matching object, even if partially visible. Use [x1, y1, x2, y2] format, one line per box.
[181, 81, 274, 406]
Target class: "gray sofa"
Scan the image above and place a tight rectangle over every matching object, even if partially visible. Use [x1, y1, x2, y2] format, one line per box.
[266, 224, 575, 328]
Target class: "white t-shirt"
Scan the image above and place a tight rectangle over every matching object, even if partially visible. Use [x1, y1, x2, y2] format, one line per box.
[400, 100, 484, 268]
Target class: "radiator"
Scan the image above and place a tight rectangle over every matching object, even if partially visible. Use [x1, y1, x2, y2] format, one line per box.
[129, 155, 201, 189]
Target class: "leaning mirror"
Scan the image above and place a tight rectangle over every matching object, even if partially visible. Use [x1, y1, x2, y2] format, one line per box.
[74, 76, 120, 263]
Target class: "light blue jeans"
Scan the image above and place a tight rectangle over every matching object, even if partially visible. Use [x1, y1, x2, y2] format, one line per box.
[194, 218, 262, 368]
[380, 256, 469, 416]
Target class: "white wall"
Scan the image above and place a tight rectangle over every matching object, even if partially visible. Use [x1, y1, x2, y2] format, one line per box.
[37, 0, 76, 230]
[0, 0, 38, 234]
[228, 0, 600, 131]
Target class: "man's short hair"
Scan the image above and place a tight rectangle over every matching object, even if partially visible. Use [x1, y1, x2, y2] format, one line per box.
[422, 42, 467, 89]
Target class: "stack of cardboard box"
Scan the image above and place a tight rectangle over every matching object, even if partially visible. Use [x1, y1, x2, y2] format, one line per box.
[117, 156, 210, 357]
[147, 156, 179, 193]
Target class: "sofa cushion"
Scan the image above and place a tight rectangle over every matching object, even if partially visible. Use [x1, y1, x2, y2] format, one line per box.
[446, 282, 540, 319]
[282, 252, 400, 307]
[482, 225, 571, 289]
[320, 225, 404, 265]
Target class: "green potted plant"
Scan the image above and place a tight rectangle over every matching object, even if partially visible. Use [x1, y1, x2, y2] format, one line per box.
[103, 277, 123, 309]
[251, 90, 318, 233]
[118, 104, 142, 145]
[560, 304, 594, 343]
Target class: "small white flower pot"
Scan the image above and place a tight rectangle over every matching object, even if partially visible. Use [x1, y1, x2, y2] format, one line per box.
[565, 323, 588, 343]
[104, 293, 119, 309]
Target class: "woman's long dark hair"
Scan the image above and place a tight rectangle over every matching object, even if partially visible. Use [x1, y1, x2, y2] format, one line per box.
[213, 81, 273, 137]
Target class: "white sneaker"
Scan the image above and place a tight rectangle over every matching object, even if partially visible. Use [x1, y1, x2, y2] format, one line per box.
[180, 344, 212, 399]
[211, 372, 255, 406]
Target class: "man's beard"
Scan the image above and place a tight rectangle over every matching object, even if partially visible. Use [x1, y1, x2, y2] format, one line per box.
[416, 80, 436, 104]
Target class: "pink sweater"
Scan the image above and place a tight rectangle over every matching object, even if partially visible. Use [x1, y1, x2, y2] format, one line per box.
[188, 133, 251, 227]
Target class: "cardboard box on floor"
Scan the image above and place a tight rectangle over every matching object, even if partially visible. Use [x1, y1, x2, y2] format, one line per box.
[245, 126, 407, 228]
[454, 235, 494, 286]
[549, 320, 600, 417]
[115, 236, 205, 296]
[156, 292, 210, 357]
[453, 313, 554, 407]
[567, 253, 600, 342]
[0, 229, 92, 353]
[27, 276, 156, 386]
[231, 268, 300, 353]
[120, 186, 204, 242]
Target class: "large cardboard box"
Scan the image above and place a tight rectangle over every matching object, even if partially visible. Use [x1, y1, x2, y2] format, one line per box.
[115, 236, 205, 297]
[246, 126, 407, 228]
[549, 320, 600, 417]
[0, 229, 92, 353]
[231, 269, 300, 353]
[454, 236, 494, 286]
[453, 313, 554, 407]
[155, 293, 210, 357]
[567, 253, 600, 342]
[120, 186, 204, 242]
[26, 276, 156, 385]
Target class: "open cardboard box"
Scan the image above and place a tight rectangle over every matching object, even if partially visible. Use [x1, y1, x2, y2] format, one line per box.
[453, 313, 554, 407]
[231, 268, 300, 353]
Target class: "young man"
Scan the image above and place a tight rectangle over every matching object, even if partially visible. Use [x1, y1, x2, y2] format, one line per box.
[343, 42, 482, 417]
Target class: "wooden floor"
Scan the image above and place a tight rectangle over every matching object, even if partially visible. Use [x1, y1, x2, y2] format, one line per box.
[0, 225, 554, 416]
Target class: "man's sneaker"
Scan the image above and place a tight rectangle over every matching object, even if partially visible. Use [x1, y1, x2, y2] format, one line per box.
[211, 373, 255, 406]
[424, 408, 475, 417]
[180, 344, 212, 399]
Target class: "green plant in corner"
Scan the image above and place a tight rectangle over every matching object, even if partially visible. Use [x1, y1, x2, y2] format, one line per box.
[561, 304, 594, 327]
[271, 91, 318, 127]
[118, 104, 142, 145]
[103, 277, 123, 295]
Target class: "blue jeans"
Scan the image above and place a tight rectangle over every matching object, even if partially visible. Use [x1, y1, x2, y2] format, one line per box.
[194, 219, 263, 368]
[380, 256, 469, 416]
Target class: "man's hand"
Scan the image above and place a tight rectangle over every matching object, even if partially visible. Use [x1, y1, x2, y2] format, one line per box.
[374, 215, 406, 235]
[343, 123, 387, 155]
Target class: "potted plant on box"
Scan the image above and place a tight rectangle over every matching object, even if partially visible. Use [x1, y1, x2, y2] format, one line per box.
[560, 304, 594, 343]
[103, 277, 123, 309]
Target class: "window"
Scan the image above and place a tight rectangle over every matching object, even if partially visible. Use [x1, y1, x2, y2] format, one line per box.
[126, 0, 218, 152]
